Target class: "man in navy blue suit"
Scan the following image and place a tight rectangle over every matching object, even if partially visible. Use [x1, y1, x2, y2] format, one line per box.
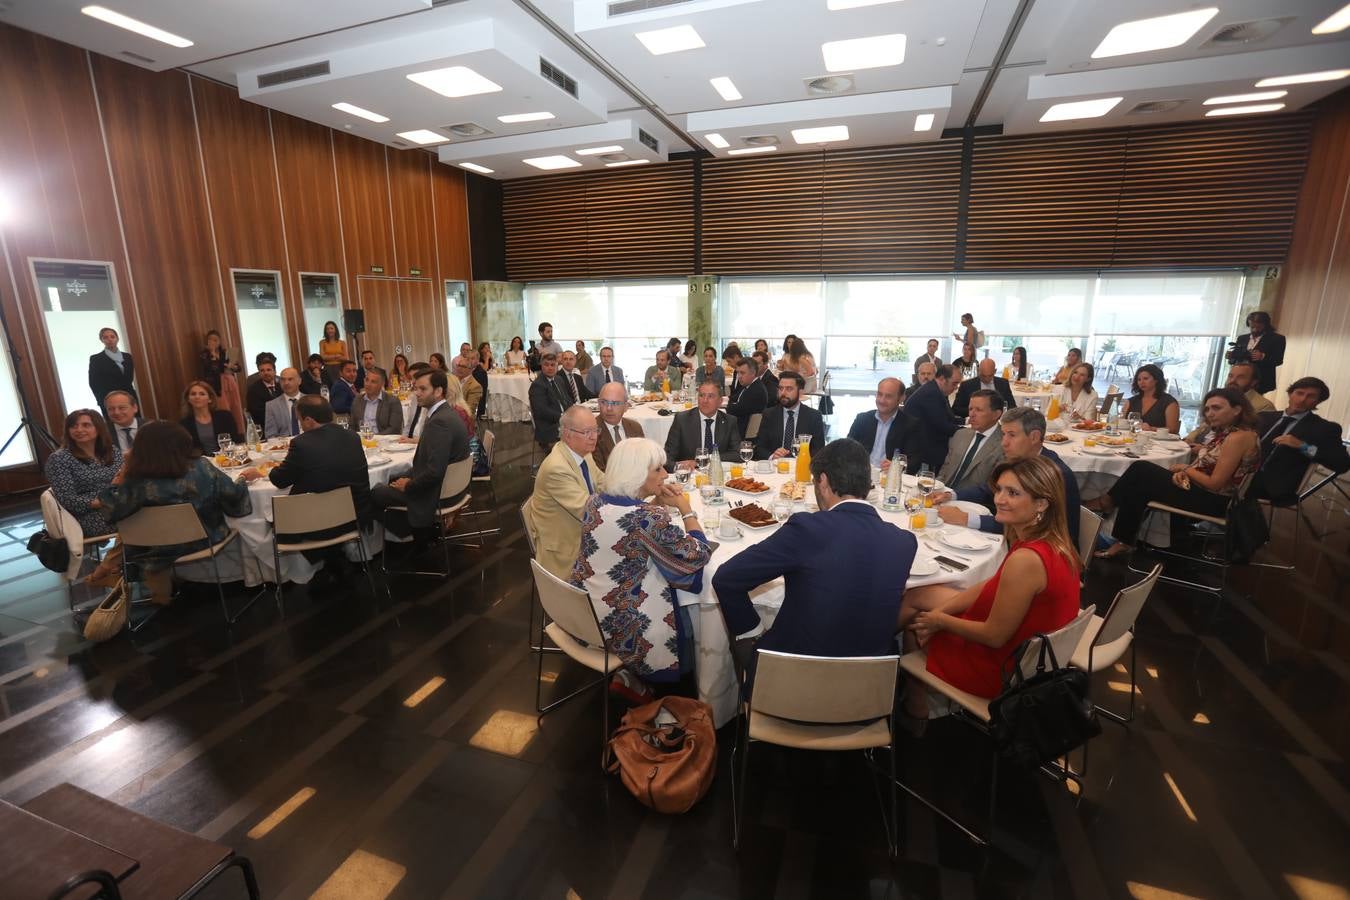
[933, 406, 1080, 546]
[713, 439, 916, 681]
[904, 364, 963, 472]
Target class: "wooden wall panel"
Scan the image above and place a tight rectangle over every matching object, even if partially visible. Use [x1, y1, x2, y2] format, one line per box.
[398, 280, 443, 363]
[333, 132, 395, 289]
[501, 173, 591, 281]
[432, 165, 473, 284]
[271, 112, 344, 276]
[703, 154, 823, 275]
[388, 149, 436, 278]
[585, 161, 694, 278]
[358, 278, 402, 366]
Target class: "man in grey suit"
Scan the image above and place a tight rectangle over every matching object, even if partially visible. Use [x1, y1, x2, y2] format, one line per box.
[584, 346, 625, 396]
[263, 367, 305, 439]
[351, 369, 404, 435]
[664, 381, 741, 470]
[937, 389, 1007, 491]
[371, 370, 469, 538]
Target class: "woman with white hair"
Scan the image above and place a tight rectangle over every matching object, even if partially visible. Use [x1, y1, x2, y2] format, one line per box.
[571, 437, 712, 703]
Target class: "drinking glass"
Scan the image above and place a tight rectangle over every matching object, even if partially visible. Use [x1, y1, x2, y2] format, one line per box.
[694, 449, 711, 473]
[739, 441, 754, 465]
[702, 506, 721, 531]
[772, 499, 792, 523]
[674, 467, 692, 490]
[894, 454, 908, 477]
[217, 436, 233, 455]
[917, 463, 934, 494]
[1126, 412, 1141, 434]
[903, 490, 923, 516]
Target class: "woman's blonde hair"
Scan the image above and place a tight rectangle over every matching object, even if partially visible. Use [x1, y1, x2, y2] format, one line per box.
[604, 437, 667, 499]
[990, 456, 1079, 569]
[444, 373, 472, 419]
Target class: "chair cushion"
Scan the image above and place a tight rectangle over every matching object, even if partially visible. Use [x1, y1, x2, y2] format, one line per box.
[1145, 501, 1225, 526]
[173, 530, 238, 564]
[544, 622, 624, 675]
[899, 652, 991, 722]
[748, 710, 891, 751]
[1067, 614, 1133, 672]
[275, 530, 361, 553]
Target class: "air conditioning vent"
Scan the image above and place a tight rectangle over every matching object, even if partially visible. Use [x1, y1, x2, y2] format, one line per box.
[539, 58, 578, 99]
[445, 122, 493, 137]
[256, 60, 331, 89]
[608, 0, 695, 17]
[805, 74, 854, 95]
[742, 134, 779, 147]
[1205, 17, 1291, 46]
[120, 50, 155, 64]
[1129, 100, 1185, 115]
[638, 129, 659, 153]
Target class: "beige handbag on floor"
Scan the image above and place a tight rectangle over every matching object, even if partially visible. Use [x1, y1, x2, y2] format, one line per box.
[83, 579, 129, 642]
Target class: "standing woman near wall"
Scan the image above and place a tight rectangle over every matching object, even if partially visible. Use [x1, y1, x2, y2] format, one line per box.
[199, 329, 244, 432]
[88, 327, 136, 418]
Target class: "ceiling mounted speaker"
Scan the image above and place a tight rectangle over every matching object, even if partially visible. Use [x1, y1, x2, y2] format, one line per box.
[600, 153, 631, 162]
[1129, 100, 1186, 115]
[742, 135, 779, 146]
[446, 122, 492, 137]
[805, 74, 855, 95]
[1205, 17, 1291, 45]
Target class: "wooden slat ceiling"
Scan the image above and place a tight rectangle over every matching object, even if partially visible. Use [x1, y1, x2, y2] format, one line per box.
[702, 152, 826, 274]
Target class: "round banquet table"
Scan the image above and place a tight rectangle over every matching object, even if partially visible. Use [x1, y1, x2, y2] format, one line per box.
[675, 469, 1007, 727]
[177, 438, 414, 587]
[1010, 384, 1057, 407]
[1049, 425, 1191, 499]
[622, 401, 680, 446]
[486, 370, 533, 423]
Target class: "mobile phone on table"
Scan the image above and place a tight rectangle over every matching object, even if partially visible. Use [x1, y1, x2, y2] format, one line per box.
[934, 555, 969, 572]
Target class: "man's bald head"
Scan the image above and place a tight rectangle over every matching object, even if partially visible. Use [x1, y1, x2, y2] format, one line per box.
[597, 382, 629, 425]
[979, 358, 996, 379]
[279, 367, 301, 395]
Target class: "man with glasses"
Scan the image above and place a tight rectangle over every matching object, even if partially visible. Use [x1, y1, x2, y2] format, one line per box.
[528, 352, 573, 450]
[524, 405, 603, 579]
[665, 381, 741, 472]
[592, 382, 643, 472]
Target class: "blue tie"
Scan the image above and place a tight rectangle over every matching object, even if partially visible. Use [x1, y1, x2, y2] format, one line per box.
[580, 459, 594, 493]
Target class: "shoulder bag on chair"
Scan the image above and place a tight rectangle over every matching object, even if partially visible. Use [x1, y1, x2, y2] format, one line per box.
[988, 634, 1100, 769]
[27, 530, 70, 574]
[606, 695, 716, 813]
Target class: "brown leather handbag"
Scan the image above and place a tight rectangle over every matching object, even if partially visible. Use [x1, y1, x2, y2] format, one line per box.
[606, 695, 716, 813]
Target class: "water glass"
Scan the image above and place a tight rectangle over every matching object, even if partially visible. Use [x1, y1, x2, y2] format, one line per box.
[694, 449, 711, 473]
[703, 506, 721, 531]
[739, 441, 754, 465]
[217, 435, 232, 454]
[772, 499, 792, 523]
[674, 468, 692, 490]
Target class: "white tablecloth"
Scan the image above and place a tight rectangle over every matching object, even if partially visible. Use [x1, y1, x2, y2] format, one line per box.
[681, 470, 1006, 726]
[487, 371, 533, 422]
[626, 402, 680, 446]
[1010, 386, 1057, 407]
[1049, 426, 1190, 499]
[179, 439, 414, 586]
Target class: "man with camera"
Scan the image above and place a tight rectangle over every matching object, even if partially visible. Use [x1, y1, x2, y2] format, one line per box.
[1227, 311, 1285, 395]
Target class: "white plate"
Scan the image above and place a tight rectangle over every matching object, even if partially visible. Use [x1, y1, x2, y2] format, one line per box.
[1079, 445, 1116, 456]
[384, 443, 416, 453]
[723, 485, 775, 499]
[900, 474, 947, 493]
[936, 529, 994, 552]
[1152, 432, 1183, 441]
[367, 455, 392, 466]
[909, 556, 940, 577]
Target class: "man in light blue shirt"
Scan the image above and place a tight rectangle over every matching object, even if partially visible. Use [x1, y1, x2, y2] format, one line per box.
[845, 378, 914, 469]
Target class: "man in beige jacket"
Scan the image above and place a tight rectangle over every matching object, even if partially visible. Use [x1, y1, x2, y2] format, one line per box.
[524, 405, 602, 580]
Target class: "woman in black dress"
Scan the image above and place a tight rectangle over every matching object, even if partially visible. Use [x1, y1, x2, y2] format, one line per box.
[198, 329, 240, 394]
[1121, 363, 1181, 434]
[178, 381, 242, 454]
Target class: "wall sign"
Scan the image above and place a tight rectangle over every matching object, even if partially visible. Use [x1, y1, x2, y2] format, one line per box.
[408, 267, 422, 276]
[370, 265, 385, 274]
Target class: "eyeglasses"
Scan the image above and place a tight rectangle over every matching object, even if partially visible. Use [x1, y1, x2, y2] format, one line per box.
[567, 427, 599, 437]
[597, 400, 627, 408]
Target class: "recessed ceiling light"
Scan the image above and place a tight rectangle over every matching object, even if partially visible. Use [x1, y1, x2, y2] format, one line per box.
[727, 146, 777, 155]
[710, 76, 742, 102]
[497, 112, 555, 124]
[1205, 103, 1286, 117]
[914, 113, 935, 131]
[396, 129, 450, 145]
[791, 125, 850, 144]
[1040, 97, 1123, 122]
[1256, 69, 1350, 86]
[704, 133, 730, 149]
[575, 145, 624, 156]
[636, 24, 705, 55]
[605, 159, 651, 168]
[1091, 8, 1218, 58]
[1312, 3, 1350, 34]
[1202, 90, 1287, 105]
[332, 102, 388, 124]
[822, 33, 906, 72]
[827, 0, 902, 8]
[406, 66, 502, 98]
[523, 155, 583, 170]
[81, 5, 193, 48]
[458, 163, 494, 175]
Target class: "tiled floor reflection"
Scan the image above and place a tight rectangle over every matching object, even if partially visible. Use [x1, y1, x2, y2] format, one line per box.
[0, 418, 1347, 899]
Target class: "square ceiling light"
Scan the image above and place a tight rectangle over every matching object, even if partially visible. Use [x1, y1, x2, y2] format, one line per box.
[1202, 91, 1286, 105]
[710, 77, 742, 101]
[704, 133, 730, 149]
[1256, 69, 1350, 86]
[1205, 103, 1285, 117]
[407, 66, 502, 98]
[81, 5, 193, 47]
[397, 129, 450, 145]
[914, 113, 935, 131]
[576, 145, 624, 155]
[727, 146, 776, 155]
[791, 125, 850, 144]
[1091, 8, 1218, 58]
[827, 0, 903, 8]
[822, 33, 906, 72]
[458, 162, 494, 174]
[498, 112, 554, 123]
[523, 155, 583, 170]
[332, 102, 388, 123]
[636, 24, 705, 55]
[1312, 4, 1350, 34]
[1040, 96, 1123, 122]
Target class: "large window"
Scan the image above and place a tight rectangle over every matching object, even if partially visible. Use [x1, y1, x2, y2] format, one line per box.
[31, 259, 130, 412]
[0, 313, 33, 469]
[524, 281, 687, 379]
[300, 273, 341, 359]
[232, 269, 290, 373]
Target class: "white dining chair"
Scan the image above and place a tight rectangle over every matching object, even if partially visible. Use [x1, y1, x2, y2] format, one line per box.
[271, 487, 380, 612]
[380, 457, 474, 576]
[1077, 506, 1103, 582]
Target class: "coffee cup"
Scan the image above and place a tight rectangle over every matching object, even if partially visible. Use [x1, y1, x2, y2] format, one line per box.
[755, 460, 771, 474]
[718, 520, 739, 539]
[925, 509, 941, 528]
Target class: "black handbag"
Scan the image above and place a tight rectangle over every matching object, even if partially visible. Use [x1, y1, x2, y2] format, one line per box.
[1224, 496, 1269, 563]
[27, 529, 71, 574]
[988, 634, 1100, 768]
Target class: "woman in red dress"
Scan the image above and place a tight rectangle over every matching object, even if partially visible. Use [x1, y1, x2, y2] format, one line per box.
[898, 455, 1081, 719]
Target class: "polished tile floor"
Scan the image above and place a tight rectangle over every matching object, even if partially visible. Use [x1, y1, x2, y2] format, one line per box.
[1, 418, 1347, 899]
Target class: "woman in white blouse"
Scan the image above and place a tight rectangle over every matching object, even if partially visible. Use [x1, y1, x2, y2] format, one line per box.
[1058, 362, 1099, 421]
[503, 336, 527, 368]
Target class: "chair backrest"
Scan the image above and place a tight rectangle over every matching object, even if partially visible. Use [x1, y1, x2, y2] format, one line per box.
[529, 559, 603, 645]
[440, 457, 473, 500]
[272, 487, 357, 537]
[1095, 564, 1161, 648]
[519, 500, 538, 555]
[479, 429, 496, 469]
[116, 503, 208, 547]
[744, 412, 762, 441]
[1077, 506, 1103, 572]
[40, 489, 84, 583]
[39, 489, 65, 537]
[751, 651, 899, 724]
[1016, 605, 1096, 677]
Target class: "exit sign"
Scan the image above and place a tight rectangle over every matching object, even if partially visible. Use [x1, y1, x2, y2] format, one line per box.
[409, 267, 423, 276]
[370, 265, 385, 274]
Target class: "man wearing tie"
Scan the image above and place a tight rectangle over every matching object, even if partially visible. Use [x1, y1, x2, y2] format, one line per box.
[753, 371, 825, 461]
[936, 390, 1007, 491]
[263, 368, 307, 439]
[592, 382, 643, 472]
[528, 353, 573, 450]
[664, 381, 742, 471]
[349, 369, 403, 436]
[103, 390, 142, 454]
[583, 346, 625, 396]
[371, 370, 469, 540]
[558, 350, 592, 403]
[1250, 377, 1350, 504]
[524, 405, 602, 580]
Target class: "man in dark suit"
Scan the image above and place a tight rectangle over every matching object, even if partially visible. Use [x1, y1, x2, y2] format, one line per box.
[529, 352, 574, 449]
[726, 357, 770, 438]
[350, 369, 404, 436]
[241, 395, 371, 570]
[1229, 311, 1286, 395]
[752, 351, 778, 397]
[846, 377, 918, 471]
[245, 352, 282, 426]
[328, 360, 359, 415]
[103, 390, 144, 454]
[753, 371, 825, 461]
[713, 438, 915, 683]
[592, 382, 644, 471]
[371, 370, 470, 539]
[905, 364, 963, 472]
[665, 381, 742, 470]
[912, 339, 942, 375]
[558, 350, 593, 404]
[936, 389, 1007, 491]
[1250, 377, 1350, 504]
[88, 326, 136, 417]
[359, 350, 389, 388]
[952, 358, 1016, 418]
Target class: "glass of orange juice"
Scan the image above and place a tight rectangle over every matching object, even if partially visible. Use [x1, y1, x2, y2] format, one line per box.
[775, 458, 791, 474]
[729, 464, 744, 479]
[695, 472, 710, 487]
[1084, 436, 1096, 447]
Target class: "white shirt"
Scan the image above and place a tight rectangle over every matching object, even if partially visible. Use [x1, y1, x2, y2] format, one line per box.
[361, 392, 381, 428]
[111, 420, 138, 452]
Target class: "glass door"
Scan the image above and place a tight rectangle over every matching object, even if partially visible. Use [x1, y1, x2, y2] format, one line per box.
[445, 280, 470, 352]
[30, 259, 130, 412]
[300, 273, 342, 359]
[231, 269, 290, 372]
